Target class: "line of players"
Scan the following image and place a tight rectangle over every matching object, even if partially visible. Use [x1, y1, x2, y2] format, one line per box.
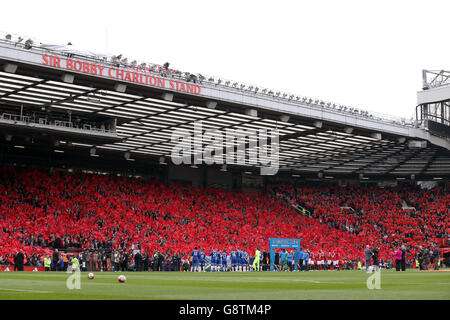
[190, 247, 252, 272]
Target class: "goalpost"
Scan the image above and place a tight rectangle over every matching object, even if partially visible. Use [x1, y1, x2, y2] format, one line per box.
[269, 238, 301, 271]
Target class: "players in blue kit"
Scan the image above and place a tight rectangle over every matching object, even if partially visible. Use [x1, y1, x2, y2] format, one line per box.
[230, 250, 237, 271]
[242, 250, 249, 271]
[236, 249, 242, 271]
[190, 246, 199, 272]
[222, 251, 227, 271]
[210, 248, 216, 271]
[189, 247, 256, 272]
[199, 249, 206, 272]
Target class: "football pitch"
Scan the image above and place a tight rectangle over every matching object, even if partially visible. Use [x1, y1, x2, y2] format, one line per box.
[0, 270, 449, 300]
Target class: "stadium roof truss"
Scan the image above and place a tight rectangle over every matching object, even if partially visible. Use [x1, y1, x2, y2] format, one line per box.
[0, 41, 449, 178]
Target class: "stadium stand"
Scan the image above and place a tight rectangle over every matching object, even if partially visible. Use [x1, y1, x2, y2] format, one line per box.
[0, 166, 447, 270]
[272, 184, 449, 261]
[0, 33, 449, 273]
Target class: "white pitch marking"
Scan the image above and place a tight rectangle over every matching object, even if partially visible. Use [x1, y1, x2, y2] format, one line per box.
[0, 287, 52, 293]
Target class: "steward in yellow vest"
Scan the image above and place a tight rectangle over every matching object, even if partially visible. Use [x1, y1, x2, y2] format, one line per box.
[44, 255, 51, 271]
[71, 257, 80, 271]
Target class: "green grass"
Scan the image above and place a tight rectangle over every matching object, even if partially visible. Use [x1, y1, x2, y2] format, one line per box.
[0, 270, 449, 300]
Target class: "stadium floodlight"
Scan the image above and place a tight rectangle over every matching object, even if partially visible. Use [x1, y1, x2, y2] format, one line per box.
[206, 101, 217, 109]
[159, 156, 167, 165]
[114, 83, 127, 93]
[344, 127, 354, 134]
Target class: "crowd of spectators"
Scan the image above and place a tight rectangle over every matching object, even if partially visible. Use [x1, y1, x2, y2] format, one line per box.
[0, 167, 447, 271]
[272, 183, 449, 264]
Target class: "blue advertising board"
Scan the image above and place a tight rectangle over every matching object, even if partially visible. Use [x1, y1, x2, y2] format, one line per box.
[269, 238, 301, 271]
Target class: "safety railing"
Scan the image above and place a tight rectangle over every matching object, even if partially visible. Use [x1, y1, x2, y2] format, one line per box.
[0, 113, 116, 134]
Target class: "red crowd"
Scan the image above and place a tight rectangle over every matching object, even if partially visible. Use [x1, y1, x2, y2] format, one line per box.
[0, 167, 448, 267]
[274, 183, 449, 262]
